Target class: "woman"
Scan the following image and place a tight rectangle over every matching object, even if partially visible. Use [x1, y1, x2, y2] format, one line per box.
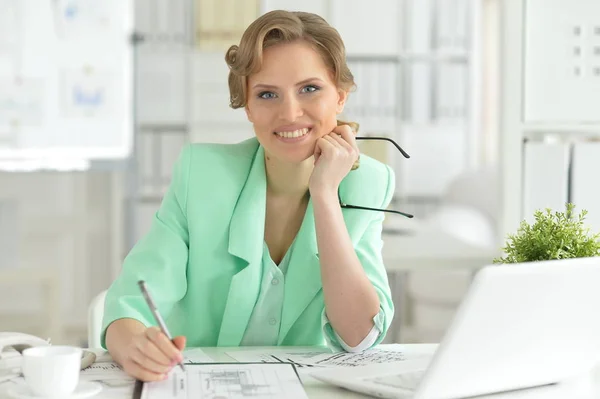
[102, 10, 395, 382]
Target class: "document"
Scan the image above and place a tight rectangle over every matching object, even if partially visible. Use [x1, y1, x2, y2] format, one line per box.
[226, 347, 413, 369]
[140, 363, 307, 399]
[80, 361, 129, 381]
[61, 68, 116, 119]
[81, 348, 214, 382]
[53, 0, 119, 37]
[182, 348, 215, 364]
[0, 78, 44, 129]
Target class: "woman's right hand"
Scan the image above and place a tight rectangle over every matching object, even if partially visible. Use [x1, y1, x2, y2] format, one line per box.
[120, 326, 186, 381]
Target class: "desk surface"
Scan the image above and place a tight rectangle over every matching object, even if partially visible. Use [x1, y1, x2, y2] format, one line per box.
[1, 345, 599, 399]
[382, 223, 499, 271]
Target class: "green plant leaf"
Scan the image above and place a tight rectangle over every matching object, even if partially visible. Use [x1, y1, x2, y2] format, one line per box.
[493, 203, 600, 264]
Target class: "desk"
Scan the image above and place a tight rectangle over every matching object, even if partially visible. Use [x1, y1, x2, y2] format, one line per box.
[1, 345, 599, 399]
[382, 226, 498, 272]
[381, 224, 498, 342]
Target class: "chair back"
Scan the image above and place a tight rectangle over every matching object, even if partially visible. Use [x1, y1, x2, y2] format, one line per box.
[87, 290, 107, 348]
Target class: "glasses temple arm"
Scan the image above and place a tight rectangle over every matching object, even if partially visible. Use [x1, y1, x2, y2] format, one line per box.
[355, 137, 410, 159]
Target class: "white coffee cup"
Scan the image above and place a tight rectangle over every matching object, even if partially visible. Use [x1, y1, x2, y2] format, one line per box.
[22, 346, 82, 397]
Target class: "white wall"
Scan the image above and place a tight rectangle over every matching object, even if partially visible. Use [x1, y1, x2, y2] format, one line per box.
[0, 0, 494, 345]
[0, 171, 120, 342]
[188, 0, 481, 199]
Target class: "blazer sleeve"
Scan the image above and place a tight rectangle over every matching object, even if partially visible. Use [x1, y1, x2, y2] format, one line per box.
[100, 145, 192, 349]
[322, 164, 396, 351]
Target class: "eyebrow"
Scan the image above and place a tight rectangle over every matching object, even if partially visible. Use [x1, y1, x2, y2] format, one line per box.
[252, 78, 325, 90]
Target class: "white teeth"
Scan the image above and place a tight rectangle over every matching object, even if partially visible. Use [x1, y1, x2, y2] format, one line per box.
[275, 128, 309, 138]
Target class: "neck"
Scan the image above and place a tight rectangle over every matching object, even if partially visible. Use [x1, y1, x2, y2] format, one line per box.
[264, 153, 313, 199]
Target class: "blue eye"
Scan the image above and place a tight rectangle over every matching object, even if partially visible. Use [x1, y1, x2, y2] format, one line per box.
[301, 85, 320, 93]
[258, 91, 276, 99]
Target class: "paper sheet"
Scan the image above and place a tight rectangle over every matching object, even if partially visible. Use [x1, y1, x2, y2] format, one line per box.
[53, 0, 119, 37]
[80, 361, 129, 381]
[182, 348, 214, 364]
[226, 347, 417, 369]
[142, 363, 308, 399]
[61, 68, 116, 119]
[0, 78, 44, 129]
[80, 348, 214, 383]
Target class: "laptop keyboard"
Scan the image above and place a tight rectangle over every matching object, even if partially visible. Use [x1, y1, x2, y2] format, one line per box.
[367, 370, 426, 391]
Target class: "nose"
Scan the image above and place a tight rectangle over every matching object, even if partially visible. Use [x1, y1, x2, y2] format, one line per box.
[278, 95, 303, 122]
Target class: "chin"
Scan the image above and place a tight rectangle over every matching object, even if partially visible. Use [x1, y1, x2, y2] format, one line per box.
[263, 143, 313, 164]
[275, 148, 314, 164]
[262, 132, 313, 161]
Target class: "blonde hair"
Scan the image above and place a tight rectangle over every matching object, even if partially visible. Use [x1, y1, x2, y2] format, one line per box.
[225, 10, 361, 169]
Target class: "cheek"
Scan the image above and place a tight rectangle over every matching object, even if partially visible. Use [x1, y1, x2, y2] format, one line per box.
[310, 97, 340, 132]
[247, 103, 272, 129]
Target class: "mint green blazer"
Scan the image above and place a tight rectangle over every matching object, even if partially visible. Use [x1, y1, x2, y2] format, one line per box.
[101, 137, 395, 349]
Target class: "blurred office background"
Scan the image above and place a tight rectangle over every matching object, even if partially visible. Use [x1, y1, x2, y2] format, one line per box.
[1, 0, 598, 346]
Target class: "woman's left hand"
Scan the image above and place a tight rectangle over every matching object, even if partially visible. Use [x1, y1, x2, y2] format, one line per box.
[309, 124, 359, 197]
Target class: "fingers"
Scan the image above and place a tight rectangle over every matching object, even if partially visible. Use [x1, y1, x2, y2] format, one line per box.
[310, 125, 359, 191]
[123, 356, 167, 382]
[323, 133, 358, 163]
[314, 125, 359, 167]
[337, 127, 359, 151]
[322, 134, 341, 149]
[172, 336, 187, 351]
[328, 132, 353, 152]
[121, 327, 185, 382]
[130, 346, 172, 375]
[314, 140, 323, 158]
[319, 135, 341, 159]
[146, 327, 184, 364]
[314, 136, 332, 164]
[135, 330, 171, 368]
[332, 125, 359, 156]
[332, 123, 355, 137]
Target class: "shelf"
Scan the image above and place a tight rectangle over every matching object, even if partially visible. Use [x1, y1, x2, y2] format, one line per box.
[522, 124, 600, 140]
[346, 51, 470, 63]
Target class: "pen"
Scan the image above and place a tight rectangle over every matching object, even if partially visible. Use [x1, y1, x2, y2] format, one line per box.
[137, 280, 186, 371]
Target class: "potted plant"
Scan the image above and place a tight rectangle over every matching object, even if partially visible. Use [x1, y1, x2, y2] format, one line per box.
[494, 203, 600, 264]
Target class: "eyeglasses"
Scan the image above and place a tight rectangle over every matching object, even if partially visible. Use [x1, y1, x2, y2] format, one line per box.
[339, 136, 414, 219]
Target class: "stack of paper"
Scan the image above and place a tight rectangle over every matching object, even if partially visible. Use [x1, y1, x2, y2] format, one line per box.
[226, 345, 431, 370]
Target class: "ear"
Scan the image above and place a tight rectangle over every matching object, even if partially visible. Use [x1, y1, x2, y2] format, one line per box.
[336, 89, 348, 114]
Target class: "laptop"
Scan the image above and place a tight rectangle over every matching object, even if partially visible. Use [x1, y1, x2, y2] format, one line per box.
[310, 257, 600, 399]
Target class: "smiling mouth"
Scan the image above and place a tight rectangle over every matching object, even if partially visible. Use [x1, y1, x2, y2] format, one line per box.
[274, 128, 311, 139]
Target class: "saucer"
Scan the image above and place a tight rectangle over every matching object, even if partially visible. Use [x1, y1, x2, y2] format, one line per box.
[7, 381, 102, 399]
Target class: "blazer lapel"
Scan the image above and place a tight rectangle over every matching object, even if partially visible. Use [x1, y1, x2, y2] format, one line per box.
[218, 145, 266, 346]
[278, 198, 322, 344]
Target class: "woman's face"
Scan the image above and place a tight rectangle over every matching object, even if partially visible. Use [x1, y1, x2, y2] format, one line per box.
[245, 40, 348, 164]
